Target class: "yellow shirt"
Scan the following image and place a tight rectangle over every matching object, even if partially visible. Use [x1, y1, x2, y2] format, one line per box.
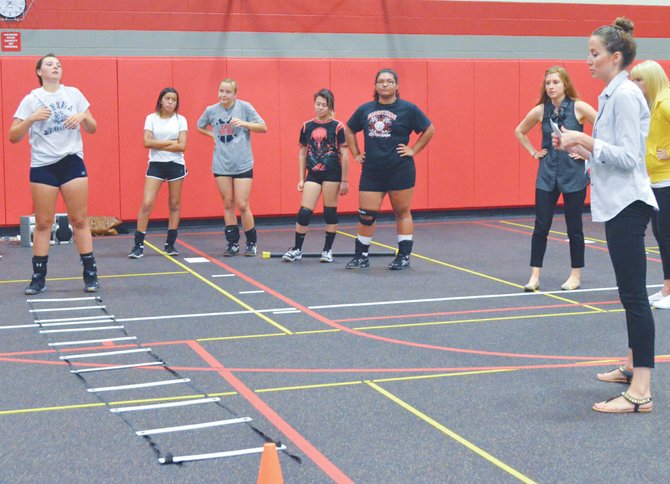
[646, 87, 670, 184]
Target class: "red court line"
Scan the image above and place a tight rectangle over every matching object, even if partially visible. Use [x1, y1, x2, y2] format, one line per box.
[175, 239, 620, 361]
[186, 340, 353, 484]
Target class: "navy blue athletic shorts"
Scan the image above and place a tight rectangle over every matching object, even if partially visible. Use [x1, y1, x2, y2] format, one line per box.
[359, 162, 415, 192]
[30, 154, 88, 187]
[146, 161, 187, 181]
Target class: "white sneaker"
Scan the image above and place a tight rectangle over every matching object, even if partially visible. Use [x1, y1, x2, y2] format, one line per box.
[282, 247, 302, 262]
[648, 290, 664, 303]
[320, 250, 333, 263]
[652, 294, 670, 309]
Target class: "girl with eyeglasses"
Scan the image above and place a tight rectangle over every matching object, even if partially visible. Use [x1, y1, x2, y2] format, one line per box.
[515, 66, 597, 292]
[344, 68, 435, 270]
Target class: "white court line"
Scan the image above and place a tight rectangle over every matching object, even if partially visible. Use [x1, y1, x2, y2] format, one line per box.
[71, 361, 164, 374]
[40, 325, 124, 334]
[59, 348, 151, 360]
[211, 274, 235, 278]
[239, 290, 264, 294]
[184, 257, 210, 263]
[2, 284, 659, 331]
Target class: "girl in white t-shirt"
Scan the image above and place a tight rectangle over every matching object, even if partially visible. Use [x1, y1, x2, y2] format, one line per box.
[9, 53, 99, 295]
[128, 88, 188, 259]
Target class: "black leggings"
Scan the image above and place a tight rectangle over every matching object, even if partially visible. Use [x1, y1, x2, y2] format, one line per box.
[606, 201, 655, 368]
[651, 186, 670, 280]
[530, 186, 586, 268]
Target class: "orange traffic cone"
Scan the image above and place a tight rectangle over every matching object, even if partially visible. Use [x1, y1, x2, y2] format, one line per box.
[257, 443, 284, 484]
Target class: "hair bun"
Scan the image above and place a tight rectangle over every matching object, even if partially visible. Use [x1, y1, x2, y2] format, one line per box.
[614, 17, 634, 35]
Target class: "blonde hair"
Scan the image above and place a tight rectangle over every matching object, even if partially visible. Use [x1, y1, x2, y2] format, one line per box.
[220, 78, 238, 93]
[631, 60, 670, 108]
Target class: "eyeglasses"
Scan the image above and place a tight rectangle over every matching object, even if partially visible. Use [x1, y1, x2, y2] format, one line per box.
[376, 80, 396, 85]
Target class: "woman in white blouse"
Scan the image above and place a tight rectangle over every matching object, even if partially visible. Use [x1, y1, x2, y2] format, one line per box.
[557, 18, 657, 413]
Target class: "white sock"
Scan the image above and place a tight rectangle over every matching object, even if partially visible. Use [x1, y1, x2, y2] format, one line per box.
[398, 234, 413, 242]
[357, 235, 373, 246]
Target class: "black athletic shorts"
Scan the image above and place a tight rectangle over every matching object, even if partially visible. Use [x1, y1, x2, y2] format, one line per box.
[214, 168, 253, 179]
[146, 161, 188, 181]
[359, 162, 415, 192]
[30, 154, 88, 187]
[306, 169, 342, 184]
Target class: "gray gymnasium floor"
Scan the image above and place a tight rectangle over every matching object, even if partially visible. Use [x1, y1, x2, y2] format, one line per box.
[0, 211, 668, 483]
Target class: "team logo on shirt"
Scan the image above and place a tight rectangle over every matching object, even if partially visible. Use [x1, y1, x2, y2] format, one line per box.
[43, 101, 74, 136]
[217, 117, 238, 143]
[308, 126, 338, 171]
[366, 110, 396, 138]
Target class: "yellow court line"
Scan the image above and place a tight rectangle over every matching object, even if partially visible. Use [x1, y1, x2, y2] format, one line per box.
[354, 309, 604, 331]
[0, 270, 188, 285]
[144, 241, 293, 335]
[499, 220, 606, 245]
[0, 368, 516, 416]
[0, 391, 239, 416]
[197, 332, 288, 342]
[337, 231, 605, 312]
[365, 381, 537, 484]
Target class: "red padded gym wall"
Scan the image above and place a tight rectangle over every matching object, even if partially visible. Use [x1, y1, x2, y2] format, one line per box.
[0, 61, 4, 226]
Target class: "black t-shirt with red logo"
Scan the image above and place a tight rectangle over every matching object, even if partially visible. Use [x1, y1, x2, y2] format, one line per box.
[299, 118, 346, 172]
[347, 98, 431, 172]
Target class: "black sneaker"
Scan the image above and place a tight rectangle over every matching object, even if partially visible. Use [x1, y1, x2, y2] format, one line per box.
[164, 244, 179, 256]
[346, 255, 370, 269]
[244, 242, 257, 257]
[389, 253, 410, 270]
[223, 243, 240, 257]
[83, 270, 100, 293]
[128, 245, 144, 259]
[24, 273, 46, 295]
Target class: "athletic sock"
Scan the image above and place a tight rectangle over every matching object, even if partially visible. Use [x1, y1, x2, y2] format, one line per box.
[80, 252, 97, 273]
[166, 229, 178, 246]
[32, 255, 48, 275]
[225, 225, 240, 244]
[323, 231, 336, 252]
[245, 227, 257, 244]
[294, 232, 306, 250]
[355, 237, 370, 257]
[134, 230, 146, 247]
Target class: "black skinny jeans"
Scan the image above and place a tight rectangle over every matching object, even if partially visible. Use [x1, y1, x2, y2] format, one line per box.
[651, 186, 670, 280]
[605, 200, 655, 368]
[530, 186, 586, 268]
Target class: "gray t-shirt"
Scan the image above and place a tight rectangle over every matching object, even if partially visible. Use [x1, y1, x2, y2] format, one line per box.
[197, 100, 265, 175]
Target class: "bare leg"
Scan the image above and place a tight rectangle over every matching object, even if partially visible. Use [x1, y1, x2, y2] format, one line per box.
[30, 183, 59, 257]
[59, 177, 93, 255]
[136, 177, 163, 233]
[167, 178, 183, 230]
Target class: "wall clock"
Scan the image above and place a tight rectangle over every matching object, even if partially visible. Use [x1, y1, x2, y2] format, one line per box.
[0, 0, 27, 20]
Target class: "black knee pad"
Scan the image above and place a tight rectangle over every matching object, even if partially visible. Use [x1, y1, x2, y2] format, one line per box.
[358, 208, 377, 226]
[323, 206, 338, 225]
[296, 207, 313, 227]
[225, 225, 240, 243]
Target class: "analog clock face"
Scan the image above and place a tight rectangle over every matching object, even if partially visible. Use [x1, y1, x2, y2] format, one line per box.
[0, 0, 27, 20]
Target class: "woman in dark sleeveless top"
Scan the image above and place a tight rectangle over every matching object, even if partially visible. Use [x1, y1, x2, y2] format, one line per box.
[515, 66, 597, 292]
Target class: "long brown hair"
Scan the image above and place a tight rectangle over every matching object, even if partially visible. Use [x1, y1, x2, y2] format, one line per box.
[535, 66, 580, 106]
